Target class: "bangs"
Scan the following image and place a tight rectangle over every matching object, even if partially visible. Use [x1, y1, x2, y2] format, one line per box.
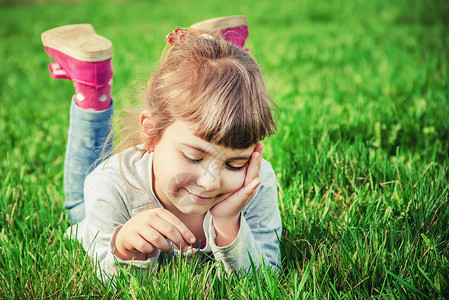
[151, 35, 276, 149]
[176, 56, 275, 149]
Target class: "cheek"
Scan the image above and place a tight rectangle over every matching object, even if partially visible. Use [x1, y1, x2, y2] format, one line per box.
[154, 150, 187, 190]
[222, 171, 246, 193]
[160, 157, 197, 192]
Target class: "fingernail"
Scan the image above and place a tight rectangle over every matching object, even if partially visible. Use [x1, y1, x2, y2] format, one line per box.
[182, 246, 189, 252]
[190, 237, 196, 243]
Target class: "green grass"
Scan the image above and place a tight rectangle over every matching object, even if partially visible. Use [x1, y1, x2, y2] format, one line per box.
[1, 0, 448, 298]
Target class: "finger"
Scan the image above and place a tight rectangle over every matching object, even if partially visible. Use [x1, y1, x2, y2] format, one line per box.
[133, 240, 155, 255]
[156, 208, 196, 245]
[138, 227, 172, 253]
[254, 142, 264, 155]
[127, 231, 156, 254]
[244, 148, 263, 185]
[232, 177, 262, 206]
[149, 215, 192, 252]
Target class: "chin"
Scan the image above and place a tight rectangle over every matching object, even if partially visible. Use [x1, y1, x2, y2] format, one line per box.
[178, 207, 209, 216]
[176, 203, 210, 216]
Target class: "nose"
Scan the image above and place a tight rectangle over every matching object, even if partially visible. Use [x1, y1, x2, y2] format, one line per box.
[196, 163, 221, 191]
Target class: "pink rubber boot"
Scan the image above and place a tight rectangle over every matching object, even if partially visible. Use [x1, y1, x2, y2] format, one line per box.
[190, 15, 249, 49]
[41, 24, 113, 111]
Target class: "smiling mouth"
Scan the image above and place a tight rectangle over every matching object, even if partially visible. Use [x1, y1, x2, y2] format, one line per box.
[185, 189, 214, 203]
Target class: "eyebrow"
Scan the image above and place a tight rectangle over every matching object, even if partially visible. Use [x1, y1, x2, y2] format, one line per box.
[227, 156, 251, 162]
[182, 143, 209, 154]
[181, 143, 251, 161]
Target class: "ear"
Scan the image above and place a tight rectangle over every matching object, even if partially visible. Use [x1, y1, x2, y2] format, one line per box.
[140, 110, 155, 152]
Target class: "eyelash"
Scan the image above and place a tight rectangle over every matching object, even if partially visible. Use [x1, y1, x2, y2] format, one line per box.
[181, 153, 246, 172]
[182, 153, 202, 164]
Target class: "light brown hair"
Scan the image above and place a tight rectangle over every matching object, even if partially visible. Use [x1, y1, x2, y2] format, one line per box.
[115, 29, 276, 153]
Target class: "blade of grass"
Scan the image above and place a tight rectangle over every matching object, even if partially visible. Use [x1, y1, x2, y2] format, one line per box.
[248, 252, 264, 298]
[385, 270, 427, 298]
[298, 253, 315, 294]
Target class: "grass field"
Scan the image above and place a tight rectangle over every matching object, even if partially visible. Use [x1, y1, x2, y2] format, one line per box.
[1, 0, 448, 298]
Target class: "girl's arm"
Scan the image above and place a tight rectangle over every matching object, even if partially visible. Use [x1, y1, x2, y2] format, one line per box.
[74, 172, 142, 277]
[207, 159, 282, 274]
[77, 171, 195, 277]
[210, 143, 264, 246]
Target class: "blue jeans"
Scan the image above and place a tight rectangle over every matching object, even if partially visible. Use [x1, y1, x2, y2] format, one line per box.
[64, 99, 113, 223]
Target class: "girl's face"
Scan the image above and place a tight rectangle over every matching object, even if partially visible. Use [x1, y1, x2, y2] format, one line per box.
[151, 120, 255, 216]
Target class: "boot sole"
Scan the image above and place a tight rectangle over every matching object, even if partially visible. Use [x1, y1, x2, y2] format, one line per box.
[190, 15, 248, 32]
[41, 24, 112, 62]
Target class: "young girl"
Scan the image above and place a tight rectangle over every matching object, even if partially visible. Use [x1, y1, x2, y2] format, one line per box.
[41, 16, 282, 277]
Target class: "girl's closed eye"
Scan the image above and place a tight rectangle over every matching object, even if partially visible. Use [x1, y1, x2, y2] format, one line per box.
[181, 152, 202, 164]
[182, 151, 247, 172]
[225, 161, 248, 172]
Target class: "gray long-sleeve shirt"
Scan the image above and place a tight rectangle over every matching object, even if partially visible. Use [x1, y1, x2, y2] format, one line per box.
[71, 146, 282, 277]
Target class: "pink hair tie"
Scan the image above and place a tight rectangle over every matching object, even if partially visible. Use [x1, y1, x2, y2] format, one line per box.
[165, 28, 187, 46]
[165, 29, 217, 46]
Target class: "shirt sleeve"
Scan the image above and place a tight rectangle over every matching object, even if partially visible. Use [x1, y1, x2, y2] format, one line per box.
[206, 160, 282, 274]
[73, 172, 159, 279]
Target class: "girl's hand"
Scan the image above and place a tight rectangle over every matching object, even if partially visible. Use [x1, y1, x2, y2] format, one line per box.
[114, 208, 196, 261]
[209, 143, 263, 246]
